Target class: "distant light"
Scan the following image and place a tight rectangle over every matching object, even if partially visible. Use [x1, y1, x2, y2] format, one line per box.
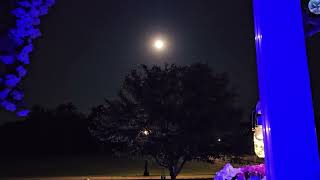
[153, 39, 165, 50]
[143, 130, 150, 136]
[217, 138, 222, 142]
[309, 0, 320, 14]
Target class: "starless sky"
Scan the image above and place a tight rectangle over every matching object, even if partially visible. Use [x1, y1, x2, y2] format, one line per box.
[0, 0, 259, 124]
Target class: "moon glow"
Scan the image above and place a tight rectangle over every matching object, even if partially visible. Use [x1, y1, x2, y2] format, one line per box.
[153, 39, 165, 50]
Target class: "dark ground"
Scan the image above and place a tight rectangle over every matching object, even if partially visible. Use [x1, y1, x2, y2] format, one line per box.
[0, 155, 220, 179]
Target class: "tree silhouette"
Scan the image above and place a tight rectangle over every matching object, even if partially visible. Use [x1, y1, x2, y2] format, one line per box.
[0, 103, 97, 157]
[90, 63, 242, 180]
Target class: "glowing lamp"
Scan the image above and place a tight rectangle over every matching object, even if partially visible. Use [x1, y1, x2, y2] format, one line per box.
[309, 0, 320, 14]
[253, 124, 265, 158]
[142, 129, 150, 136]
[252, 102, 265, 158]
[143, 130, 149, 135]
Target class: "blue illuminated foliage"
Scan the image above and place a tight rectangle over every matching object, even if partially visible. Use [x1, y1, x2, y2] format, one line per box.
[16, 66, 27, 77]
[0, 89, 11, 100]
[0, 0, 55, 116]
[1, 100, 17, 112]
[0, 56, 15, 64]
[17, 44, 33, 64]
[5, 74, 20, 87]
[16, 109, 30, 117]
[12, 90, 24, 101]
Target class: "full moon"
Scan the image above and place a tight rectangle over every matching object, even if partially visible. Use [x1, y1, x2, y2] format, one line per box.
[153, 39, 165, 50]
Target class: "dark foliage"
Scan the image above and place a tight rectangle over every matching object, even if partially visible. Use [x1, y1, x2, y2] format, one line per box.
[0, 103, 99, 157]
[90, 63, 246, 179]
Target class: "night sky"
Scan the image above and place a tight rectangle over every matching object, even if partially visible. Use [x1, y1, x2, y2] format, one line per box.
[0, 0, 259, 124]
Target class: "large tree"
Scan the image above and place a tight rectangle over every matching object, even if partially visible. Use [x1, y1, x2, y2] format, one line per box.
[89, 63, 242, 180]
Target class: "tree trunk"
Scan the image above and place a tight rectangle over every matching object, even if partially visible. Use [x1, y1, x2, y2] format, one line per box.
[170, 171, 176, 180]
[169, 166, 177, 180]
[169, 158, 187, 180]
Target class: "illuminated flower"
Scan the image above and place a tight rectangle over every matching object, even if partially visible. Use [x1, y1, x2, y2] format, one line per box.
[241, 164, 265, 177]
[214, 163, 241, 180]
[215, 164, 266, 180]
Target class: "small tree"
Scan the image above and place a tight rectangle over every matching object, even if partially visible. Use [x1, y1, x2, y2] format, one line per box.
[89, 63, 241, 180]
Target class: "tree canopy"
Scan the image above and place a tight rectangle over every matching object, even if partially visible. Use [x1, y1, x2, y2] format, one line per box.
[89, 63, 243, 180]
[0, 103, 98, 156]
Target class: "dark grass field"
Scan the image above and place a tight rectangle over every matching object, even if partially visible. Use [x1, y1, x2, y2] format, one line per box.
[0, 155, 224, 179]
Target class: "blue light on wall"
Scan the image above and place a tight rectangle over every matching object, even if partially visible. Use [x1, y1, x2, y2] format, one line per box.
[0, 0, 55, 116]
[253, 0, 320, 179]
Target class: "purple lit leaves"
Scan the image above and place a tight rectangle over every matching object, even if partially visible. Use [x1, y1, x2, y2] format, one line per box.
[0, 0, 55, 117]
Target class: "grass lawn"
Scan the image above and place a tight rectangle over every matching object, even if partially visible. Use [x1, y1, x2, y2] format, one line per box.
[0, 155, 225, 178]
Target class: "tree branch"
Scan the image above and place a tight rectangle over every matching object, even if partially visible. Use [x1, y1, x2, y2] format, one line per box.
[175, 158, 187, 176]
[154, 155, 168, 168]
